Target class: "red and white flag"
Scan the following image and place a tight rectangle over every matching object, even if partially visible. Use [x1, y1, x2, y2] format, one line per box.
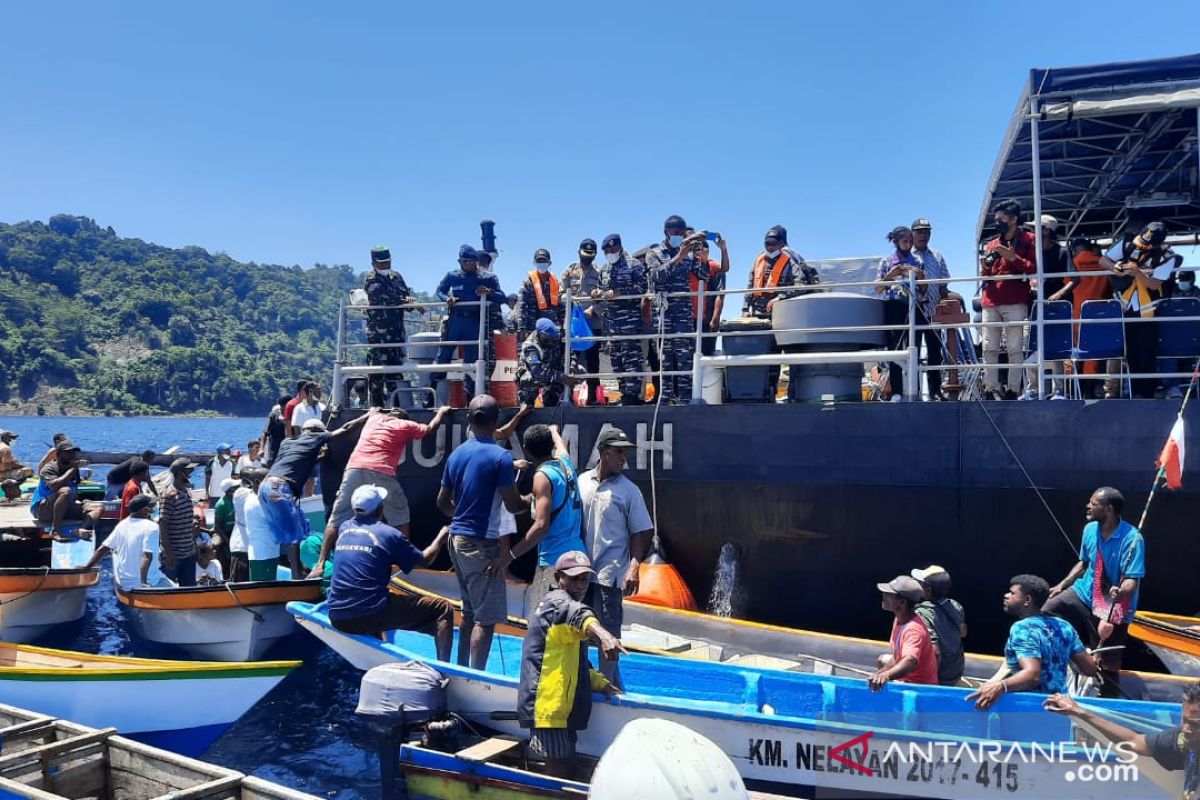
[1156, 417, 1186, 490]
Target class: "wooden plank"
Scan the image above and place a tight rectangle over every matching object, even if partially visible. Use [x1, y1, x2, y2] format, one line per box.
[455, 737, 522, 763]
[0, 728, 115, 768]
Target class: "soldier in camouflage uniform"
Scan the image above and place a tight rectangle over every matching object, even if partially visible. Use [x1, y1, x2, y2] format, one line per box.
[364, 246, 414, 406]
[517, 318, 567, 407]
[598, 234, 647, 405]
[642, 215, 709, 404]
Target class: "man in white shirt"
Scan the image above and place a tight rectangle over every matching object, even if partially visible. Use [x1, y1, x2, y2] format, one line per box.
[206, 444, 234, 504]
[234, 441, 263, 476]
[290, 384, 327, 432]
[578, 428, 653, 686]
[84, 494, 172, 589]
[229, 471, 258, 583]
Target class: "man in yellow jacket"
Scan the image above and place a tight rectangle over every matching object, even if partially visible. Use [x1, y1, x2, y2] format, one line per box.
[517, 550, 624, 777]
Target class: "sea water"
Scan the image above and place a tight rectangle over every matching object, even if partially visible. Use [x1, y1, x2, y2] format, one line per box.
[1, 416, 376, 799]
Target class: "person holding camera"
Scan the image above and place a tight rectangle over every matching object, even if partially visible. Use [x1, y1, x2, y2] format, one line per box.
[642, 215, 709, 404]
[32, 440, 101, 539]
[979, 199, 1037, 400]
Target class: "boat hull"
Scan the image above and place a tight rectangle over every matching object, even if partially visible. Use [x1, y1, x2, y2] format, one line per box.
[117, 580, 322, 662]
[1130, 611, 1200, 677]
[292, 602, 1177, 800]
[0, 644, 298, 757]
[0, 569, 99, 644]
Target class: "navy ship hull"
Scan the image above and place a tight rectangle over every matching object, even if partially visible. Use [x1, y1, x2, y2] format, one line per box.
[325, 400, 1196, 661]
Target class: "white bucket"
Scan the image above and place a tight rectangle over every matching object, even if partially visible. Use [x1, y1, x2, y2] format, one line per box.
[701, 366, 724, 405]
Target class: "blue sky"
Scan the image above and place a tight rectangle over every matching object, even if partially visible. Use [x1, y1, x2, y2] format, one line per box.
[3, 1, 1199, 298]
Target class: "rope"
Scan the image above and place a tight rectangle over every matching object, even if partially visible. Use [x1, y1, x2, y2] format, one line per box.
[224, 582, 265, 623]
[649, 299, 667, 552]
[974, 398, 1078, 556]
[0, 565, 52, 607]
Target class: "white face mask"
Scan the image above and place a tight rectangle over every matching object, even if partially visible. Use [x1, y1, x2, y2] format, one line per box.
[535, 263, 550, 274]
[765, 247, 781, 258]
[605, 252, 621, 265]
[667, 235, 684, 248]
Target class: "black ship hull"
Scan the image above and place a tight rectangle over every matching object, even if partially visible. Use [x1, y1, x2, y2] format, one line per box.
[326, 400, 1197, 660]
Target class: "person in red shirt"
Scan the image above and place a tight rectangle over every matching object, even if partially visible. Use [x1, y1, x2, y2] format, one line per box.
[118, 460, 152, 519]
[979, 200, 1037, 400]
[282, 380, 309, 439]
[868, 575, 939, 689]
[310, 405, 451, 577]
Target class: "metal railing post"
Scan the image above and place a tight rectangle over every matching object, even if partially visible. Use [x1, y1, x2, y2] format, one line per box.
[563, 291, 574, 403]
[1031, 96, 1046, 397]
[690, 277, 706, 404]
[332, 297, 347, 407]
[475, 296, 487, 398]
[906, 271, 918, 400]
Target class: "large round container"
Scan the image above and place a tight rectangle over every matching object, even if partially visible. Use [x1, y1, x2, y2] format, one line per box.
[771, 292, 887, 351]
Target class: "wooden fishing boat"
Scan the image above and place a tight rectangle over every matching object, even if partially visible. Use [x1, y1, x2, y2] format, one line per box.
[0, 704, 322, 799]
[292, 600, 1178, 799]
[0, 646, 299, 756]
[1130, 610, 1200, 677]
[117, 579, 323, 661]
[392, 568, 1192, 703]
[0, 567, 99, 644]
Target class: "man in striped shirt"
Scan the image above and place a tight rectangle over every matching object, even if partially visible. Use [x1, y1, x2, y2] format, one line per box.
[160, 458, 200, 587]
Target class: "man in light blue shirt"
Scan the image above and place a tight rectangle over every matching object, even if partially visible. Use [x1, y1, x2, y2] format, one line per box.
[1045, 486, 1145, 696]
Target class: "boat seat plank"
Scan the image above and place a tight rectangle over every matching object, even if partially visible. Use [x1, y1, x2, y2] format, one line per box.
[0, 729, 115, 767]
[455, 737, 521, 763]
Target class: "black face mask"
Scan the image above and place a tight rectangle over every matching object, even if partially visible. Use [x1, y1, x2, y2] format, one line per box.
[993, 220, 1009, 238]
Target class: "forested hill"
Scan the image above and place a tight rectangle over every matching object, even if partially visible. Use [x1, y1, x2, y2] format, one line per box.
[0, 215, 358, 416]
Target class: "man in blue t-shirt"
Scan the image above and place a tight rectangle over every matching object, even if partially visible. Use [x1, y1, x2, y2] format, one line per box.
[1045, 486, 1145, 695]
[437, 394, 524, 669]
[328, 485, 453, 661]
[968, 574, 1099, 710]
[501, 424, 582, 614]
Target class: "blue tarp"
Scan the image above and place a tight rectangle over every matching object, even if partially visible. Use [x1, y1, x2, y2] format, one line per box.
[978, 54, 1200, 244]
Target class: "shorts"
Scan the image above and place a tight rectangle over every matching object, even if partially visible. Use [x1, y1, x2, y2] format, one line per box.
[449, 535, 507, 626]
[528, 728, 576, 760]
[328, 469, 410, 530]
[248, 558, 279, 582]
[257, 479, 309, 545]
[332, 593, 453, 638]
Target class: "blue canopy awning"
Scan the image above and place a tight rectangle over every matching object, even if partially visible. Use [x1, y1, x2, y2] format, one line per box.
[978, 53, 1200, 244]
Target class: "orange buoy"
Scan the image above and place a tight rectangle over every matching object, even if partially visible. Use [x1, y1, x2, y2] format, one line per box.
[490, 332, 519, 407]
[627, 550, 697, 610]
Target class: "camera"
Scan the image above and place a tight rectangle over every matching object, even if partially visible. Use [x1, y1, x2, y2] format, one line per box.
[983, 251, 1000, 267]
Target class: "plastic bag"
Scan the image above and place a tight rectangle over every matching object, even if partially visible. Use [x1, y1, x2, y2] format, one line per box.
[570, 304, 594, 351]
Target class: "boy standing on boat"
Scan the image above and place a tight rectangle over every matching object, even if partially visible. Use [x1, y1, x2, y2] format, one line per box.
[868, 575, 938, 689]
[438, 394, 525, 669]
[1044, 486, 1145, 696]
[518, 551, 624, 778]
[327, 485, 454, 661]
[970, 574, 1099, 710]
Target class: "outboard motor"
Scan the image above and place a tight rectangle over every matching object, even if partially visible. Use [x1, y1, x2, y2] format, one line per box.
[356, 661, 451, 800]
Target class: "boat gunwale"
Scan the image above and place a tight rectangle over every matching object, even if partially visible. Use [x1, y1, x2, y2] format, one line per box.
[0, 642, 300, 678]
[117, 578, 322, 610]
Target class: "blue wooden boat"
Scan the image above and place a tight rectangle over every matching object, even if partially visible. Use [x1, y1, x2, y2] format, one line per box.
[291, 601, 1180, 799]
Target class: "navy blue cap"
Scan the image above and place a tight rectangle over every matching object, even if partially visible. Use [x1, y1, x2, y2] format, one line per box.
[664, 215, 687, 231]
[459, 244, 479, 261]
[601, 233, 622, 249]
[535, 318, 561, 338]
[579, 238, 597, 254]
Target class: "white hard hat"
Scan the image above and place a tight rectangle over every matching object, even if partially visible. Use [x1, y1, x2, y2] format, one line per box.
[589, 719, 749, 800]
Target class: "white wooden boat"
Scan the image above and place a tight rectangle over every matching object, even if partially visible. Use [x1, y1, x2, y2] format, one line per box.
[0, 567, 99, 644]
[1130, 611, 1200, 677]
[393, 568, 1191, 703]
[0, 646, 299, 756]
[292, 600, 1179, 800]
[116, 579, 323, 662]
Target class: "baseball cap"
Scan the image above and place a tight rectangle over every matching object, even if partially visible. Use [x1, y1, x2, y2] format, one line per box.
[597, 428, 635, 449]
[219, 477, 241, 494]
[910, 565, 947, 583]
[876, 575, 924, 603]
[601, 233, 622, 250]
[911, 218, 933, 231]
[371, 246, 391, 263]
[535, 317, 561, 339]
[1141, 221, 1168, 247]
[534, 248, 552, 263]
[579, 238, 597, 255]
[764, 225, 788, 244]
[459, 244, 479, 261]
[56, 440, 80, 454]
[664, 215, 687, 230]
[1040, 214, 1059, 232]
[467, 394, 500, 424]
[126, 494, 156, 515]
[0, 430, 15, 440]
[506, 293, 519, 304]
[169, 458, 197, 474]
[351, 484, 388, 514]
[216, 443, 232, 453]
[554, 550, 595, 577]
[301, 418, 327, 432]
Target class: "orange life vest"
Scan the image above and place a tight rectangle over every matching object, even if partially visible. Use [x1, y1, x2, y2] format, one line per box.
[750, 252, 790, 298]
[528, 271, 560, 309]
[689, 260, 720, 318]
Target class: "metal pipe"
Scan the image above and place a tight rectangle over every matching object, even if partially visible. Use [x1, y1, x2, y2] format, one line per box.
[474, 295, 488, 398]
[332, 298, 347, 407]
[563, 290, 574, 400]
[906, 269, 918, 400]
[1031, 96, 1046, 397]
[690, 277, 706, 404]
